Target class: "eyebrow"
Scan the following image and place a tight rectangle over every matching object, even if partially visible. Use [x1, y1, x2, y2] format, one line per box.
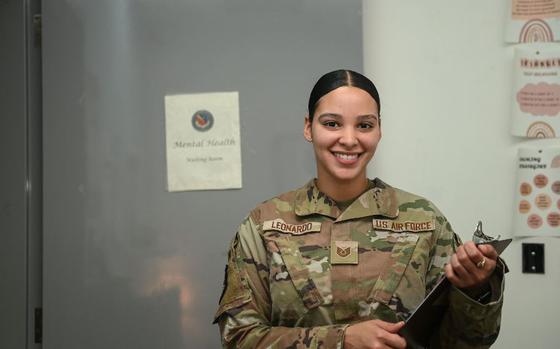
[317, 113, 379, 120]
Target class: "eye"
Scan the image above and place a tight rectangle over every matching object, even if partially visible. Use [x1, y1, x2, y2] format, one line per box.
[358, 122, 374, 129]
[322, 120, 339, 128]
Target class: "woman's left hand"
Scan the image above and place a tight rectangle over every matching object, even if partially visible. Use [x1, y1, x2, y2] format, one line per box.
[444, 241, 498, 290]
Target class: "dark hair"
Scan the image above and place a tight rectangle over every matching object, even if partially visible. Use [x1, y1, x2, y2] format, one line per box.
[307, 69, 380, 121]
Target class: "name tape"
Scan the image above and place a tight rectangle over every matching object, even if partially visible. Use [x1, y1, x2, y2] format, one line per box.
[263, 219, 321, 235]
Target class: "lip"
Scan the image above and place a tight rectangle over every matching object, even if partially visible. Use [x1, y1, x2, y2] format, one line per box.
[332, 151, 361, 165]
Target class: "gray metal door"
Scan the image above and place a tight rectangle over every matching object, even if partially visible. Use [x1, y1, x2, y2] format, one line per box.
[0, 0, 42, 348]
[43, 1, 362, 348]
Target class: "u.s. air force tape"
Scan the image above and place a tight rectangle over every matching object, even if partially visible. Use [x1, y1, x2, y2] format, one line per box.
[262, 219, 321, 235]
[372, 219, 435, 233]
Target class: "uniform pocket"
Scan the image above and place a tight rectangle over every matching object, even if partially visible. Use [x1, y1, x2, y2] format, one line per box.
[272, 237, 325, 309]
[368, 232, 420, 304]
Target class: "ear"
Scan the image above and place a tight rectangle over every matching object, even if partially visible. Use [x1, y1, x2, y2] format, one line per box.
[377, 115, 382, 140]
[303, 116, 313, 142]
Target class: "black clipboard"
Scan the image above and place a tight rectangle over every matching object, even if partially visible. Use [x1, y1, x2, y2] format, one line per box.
[399, 238, 512, 349]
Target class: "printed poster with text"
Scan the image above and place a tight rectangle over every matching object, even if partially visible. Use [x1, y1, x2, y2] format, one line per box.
[505, 0, 560, 43]
[165, 92, 242, 191]
[513, 147, 560, 237]
[512, 45, 560, 138]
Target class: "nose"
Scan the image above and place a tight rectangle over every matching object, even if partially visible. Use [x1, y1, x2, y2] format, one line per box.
[338, 126, 358, 147]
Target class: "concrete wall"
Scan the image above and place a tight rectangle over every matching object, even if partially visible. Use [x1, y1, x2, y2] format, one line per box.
[363, 1, 559, 348]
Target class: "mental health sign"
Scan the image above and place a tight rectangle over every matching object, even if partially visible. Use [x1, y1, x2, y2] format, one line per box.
[165, 92, 242, 191]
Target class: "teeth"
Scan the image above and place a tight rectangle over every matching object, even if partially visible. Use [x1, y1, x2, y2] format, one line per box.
[334, 153, 358, 160]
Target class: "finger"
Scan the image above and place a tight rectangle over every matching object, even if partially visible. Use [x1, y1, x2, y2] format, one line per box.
[474, 256, 497, 277]
[458, 246, 498, 288]
[450, 254, 478, 288]
[464, 242, 485, 268]
[451, 251, 476, 280]
[375, 320, 404, 333]
[445, 263, 453, 278]
[470, 243, 498, 276]
[445, 263, 464, 288]
[381, 331, 407, 349]
[478, 244, 499, 260]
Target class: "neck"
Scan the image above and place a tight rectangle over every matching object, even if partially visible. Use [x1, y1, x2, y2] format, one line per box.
[316, 175, 369, 202]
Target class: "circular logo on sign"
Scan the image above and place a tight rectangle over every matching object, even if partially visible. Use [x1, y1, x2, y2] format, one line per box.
[191, 110, 214, 132]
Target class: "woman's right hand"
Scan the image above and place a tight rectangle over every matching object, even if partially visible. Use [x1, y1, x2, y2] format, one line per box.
[344, 320, 407, 349]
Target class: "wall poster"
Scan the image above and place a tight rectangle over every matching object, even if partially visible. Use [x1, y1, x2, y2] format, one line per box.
[505, 0, 560, 43]
[513, 146, 560, 237]
[165, 92, 242, 191]
[511, 45, 560, 138]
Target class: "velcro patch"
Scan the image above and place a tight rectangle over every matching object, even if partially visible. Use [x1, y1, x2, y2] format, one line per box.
[372, 219, 434, 232]
[331, 240, 359, 264]
[262, 219, 321, 235]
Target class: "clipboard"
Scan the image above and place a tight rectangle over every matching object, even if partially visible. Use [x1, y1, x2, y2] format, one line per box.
[399, 238, 512, 349]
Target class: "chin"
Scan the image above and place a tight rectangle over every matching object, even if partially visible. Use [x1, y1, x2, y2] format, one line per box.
[329, 170, 365, 183]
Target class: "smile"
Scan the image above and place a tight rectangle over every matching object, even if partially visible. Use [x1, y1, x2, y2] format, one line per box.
[333, 152, 361, 164]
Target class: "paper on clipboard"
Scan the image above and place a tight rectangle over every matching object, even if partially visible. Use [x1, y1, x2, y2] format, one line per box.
[399, 238, 512, 349]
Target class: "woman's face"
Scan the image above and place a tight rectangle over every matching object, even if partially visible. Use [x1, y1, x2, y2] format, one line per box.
[304, 86, 381, 185]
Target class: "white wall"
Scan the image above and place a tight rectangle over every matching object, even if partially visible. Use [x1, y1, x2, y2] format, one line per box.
[363, 1, 560, 348]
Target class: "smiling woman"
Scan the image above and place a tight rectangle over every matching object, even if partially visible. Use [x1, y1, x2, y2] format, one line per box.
[304, 85, 381, 202]
[214, 70, 506, 349]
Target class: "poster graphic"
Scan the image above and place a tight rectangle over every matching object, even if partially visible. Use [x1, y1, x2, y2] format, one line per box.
[511, 45, 560, 138]
[505, 0, 560, 43]
[165, 92, 242, 191]
[513, 147, 560, 237]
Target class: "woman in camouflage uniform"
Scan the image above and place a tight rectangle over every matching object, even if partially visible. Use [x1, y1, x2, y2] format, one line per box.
[214, 70, 505, 349]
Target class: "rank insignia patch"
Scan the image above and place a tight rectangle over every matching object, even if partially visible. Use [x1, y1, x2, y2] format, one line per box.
[331, 240, 358, 264]
[337, 246, 351, 257]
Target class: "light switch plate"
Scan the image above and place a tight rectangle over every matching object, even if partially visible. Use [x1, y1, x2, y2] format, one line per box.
[522, 243, 544, 274]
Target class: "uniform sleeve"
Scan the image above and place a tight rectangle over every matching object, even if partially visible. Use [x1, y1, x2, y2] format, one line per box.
[214, 216, 348, 349]
[425, 215, 505, 349]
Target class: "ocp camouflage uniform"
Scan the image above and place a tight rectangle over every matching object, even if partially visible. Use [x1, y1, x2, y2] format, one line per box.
[214, 178, 505, 348]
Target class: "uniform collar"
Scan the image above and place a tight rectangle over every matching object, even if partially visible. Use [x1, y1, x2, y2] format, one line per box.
[294, 178, 399, 222]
